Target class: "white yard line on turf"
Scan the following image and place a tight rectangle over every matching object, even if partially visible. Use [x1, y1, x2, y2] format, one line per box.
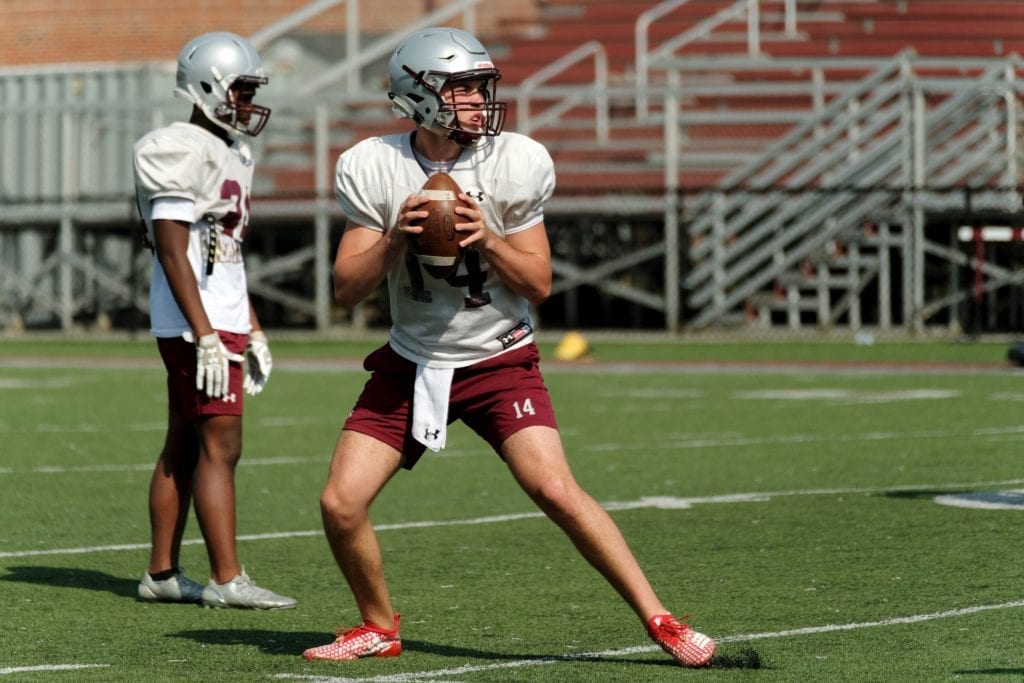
[583, 424, 1024, 452]
[5, 478, 1024, 559]
[0, 664, 109, 675]
[272, 599, 1024, 682]
[20, 455, 325, 474]
[5, 424, 1024, 476]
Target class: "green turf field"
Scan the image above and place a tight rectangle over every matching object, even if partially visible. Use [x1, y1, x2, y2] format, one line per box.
[2, 338, 1023, 681]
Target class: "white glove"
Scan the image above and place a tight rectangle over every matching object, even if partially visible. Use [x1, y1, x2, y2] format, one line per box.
[195, 332, 245, 399]
[243, 330, 273, 396]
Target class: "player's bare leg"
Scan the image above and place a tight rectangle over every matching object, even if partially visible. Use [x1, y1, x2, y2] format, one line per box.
[502, 425, 667, 620]
[503, 425, 715, 666]
[184, 413, 296, 610]
[319, 429, 403, 629]
[146, 411, 199, 575]
[193, 414, 242, 584]
[138, 411, 205, 604]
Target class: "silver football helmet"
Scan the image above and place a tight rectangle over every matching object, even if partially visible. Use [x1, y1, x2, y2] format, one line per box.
[387, 27, 507, 147]
[174, 31, 270, 137]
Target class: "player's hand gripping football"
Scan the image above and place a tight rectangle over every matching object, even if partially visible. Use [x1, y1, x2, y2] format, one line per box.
[243, 330, 272, 396]
[453, 194, 491, 250]
[396, 193, 430, 237]
[195, 332, 245, 399]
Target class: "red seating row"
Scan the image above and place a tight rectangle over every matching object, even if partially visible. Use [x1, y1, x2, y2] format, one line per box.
[263, 1, 1022, 198]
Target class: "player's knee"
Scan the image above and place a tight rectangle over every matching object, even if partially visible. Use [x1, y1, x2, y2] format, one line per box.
[531, 477, 585, 519]
[319, 486, 366, 531]
[199, 443, 241, 469]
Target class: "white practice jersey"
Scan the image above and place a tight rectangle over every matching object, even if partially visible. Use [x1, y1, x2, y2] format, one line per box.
[336, 132, 556, 368]
[134, 122, 254, 338]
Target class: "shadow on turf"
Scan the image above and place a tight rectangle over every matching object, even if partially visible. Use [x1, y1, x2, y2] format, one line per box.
[0, 565, 137, 598]
[880, 489, 969, 501]
[171, 630, 331, 656]
[168, 631, 763, 669]
[955, 669, 1024, 676]
[169, 633, 643, 662]
[401, 641, 760, 669]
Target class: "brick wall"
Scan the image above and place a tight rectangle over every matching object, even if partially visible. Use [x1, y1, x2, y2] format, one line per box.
[0, 0, 540, 66]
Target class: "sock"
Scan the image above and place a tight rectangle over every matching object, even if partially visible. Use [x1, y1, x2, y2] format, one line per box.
[149, 567, 178, 581]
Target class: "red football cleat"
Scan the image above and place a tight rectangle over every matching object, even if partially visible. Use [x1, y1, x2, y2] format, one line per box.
[647, 613, 715, 667]
[303, 613, 402, 661]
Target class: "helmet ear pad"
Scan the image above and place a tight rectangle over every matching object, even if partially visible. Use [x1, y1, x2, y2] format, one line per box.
[388, 93, 418, 120]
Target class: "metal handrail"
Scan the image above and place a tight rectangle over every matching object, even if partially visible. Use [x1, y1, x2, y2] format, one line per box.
[249, 0, 360, 93]
[249, 0, 348, 49]
[636, 0, 798, 119]
[294, 0, 483, 95]
[516, 40, 608, 143]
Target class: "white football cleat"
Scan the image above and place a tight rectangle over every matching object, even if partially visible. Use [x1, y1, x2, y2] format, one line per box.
[137, 568, 204, 604]
[201, 569, 297, 610]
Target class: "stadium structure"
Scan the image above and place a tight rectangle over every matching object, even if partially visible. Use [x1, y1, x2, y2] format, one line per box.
[1, 0, 1022, 336]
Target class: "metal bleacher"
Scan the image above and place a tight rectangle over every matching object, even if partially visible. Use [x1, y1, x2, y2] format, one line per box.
[1, 0, 1022, 334]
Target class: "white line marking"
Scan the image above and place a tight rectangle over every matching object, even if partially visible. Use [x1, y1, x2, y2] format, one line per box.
[0, 664, 109, 675]
[10, 456, 326, 476]
[834, 389, 962, 405]
[583, 424, 1024, 452]
[6, 478, 1024, 559]
[0, 378, 81, 389]
[0, 418, 335, 434]
[734, 389, 855, 400]
[733, 388, 961, 403]
[31, 463, 155, 474]
[272, 599, 1024, 682]
[0, 532, 322, 559]
[6, 424, 1024, 475]
[1, 542, 155, 558]
[989, 391, 1024, 401]
[717, 599, 1024, 643]
[598, 388, 705, 399]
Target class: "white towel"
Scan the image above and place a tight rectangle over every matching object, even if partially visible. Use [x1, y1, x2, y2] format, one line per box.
[412, 365, 455, 451]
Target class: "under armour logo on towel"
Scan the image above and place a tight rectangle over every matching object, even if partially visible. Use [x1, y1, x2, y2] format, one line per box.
[412, 365, 454, 452]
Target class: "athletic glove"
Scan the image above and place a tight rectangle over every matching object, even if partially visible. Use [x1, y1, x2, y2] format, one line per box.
[196, 332, 244, 399]
[243, 330, 273, 396]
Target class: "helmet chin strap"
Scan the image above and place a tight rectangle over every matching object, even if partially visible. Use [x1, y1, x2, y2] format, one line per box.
[447, 127, 481, 148]
[433, 103, 484, 147]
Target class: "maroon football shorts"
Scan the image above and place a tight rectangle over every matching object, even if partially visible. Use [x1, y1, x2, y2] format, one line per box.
[344, 342, 558, 468]
[157, 331, 247, 420]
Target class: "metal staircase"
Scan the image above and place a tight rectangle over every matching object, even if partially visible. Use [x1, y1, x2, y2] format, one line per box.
[674, 52, 1023, 330]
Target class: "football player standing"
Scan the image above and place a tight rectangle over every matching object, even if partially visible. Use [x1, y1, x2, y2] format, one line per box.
[302, 27, 714, 667]
[132, 31, 296, 610]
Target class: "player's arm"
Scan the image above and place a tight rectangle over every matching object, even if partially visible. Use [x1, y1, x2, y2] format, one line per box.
[153, 218, 215, 337]
[248, 301, 262, 334]
[333, 194, 429, 309]
[455, 203, 552, 305]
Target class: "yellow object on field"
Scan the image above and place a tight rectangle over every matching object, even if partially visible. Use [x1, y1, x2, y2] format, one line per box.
[554, 331, 591, 361]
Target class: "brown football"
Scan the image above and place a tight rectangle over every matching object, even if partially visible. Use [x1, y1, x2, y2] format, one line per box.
[410, 172, 467, 279]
